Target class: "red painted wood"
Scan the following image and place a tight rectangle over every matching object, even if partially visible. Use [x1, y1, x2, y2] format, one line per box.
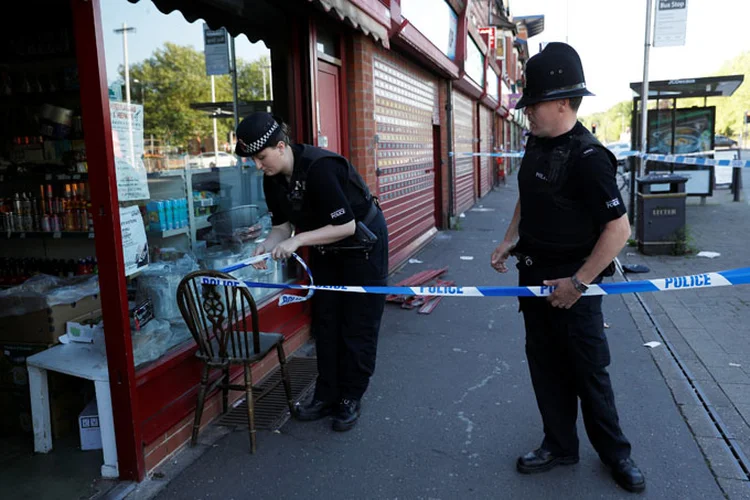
[317, 60, 342, 154]
[71, 0, 143, 481]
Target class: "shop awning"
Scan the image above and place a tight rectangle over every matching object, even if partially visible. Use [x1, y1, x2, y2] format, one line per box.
[514, 15, 545, 38]
[629, 74, 745, 99]
[128, 0, 389, 48]
[308, 0, 390, 48]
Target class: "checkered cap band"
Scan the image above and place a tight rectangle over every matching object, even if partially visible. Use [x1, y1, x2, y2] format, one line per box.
[237, 122, 279, 156]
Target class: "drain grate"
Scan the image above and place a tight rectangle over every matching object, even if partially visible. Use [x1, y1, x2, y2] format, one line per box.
[217, 356, 317, 431]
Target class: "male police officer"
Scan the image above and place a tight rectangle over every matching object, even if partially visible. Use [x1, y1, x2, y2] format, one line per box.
[490, 43, 645, 493]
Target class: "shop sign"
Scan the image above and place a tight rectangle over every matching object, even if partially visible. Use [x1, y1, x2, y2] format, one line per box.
[466, 37, 484, 86]
[110, 102, 150, 201]
[204, 24, 230, 75]
[401, 0, 458, 60]
[478, 27, 496, 51]
[654, 0, 688, 47]
[120, 205, 149, 277]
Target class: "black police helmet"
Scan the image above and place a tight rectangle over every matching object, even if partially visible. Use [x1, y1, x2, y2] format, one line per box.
[515, 42, 594, 109]
[235, 112, 283, 157]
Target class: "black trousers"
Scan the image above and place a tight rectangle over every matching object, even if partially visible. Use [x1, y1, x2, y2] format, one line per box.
[518, 260, 631, 465]
[309, 211, 388, 402]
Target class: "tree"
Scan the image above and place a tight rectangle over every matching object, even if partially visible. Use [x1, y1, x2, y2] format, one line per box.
[123, 43, 268, 151]
[582, 50, 750, 145]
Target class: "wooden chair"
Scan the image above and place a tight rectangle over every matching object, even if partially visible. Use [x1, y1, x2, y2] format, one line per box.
[176, 270, 294, 453]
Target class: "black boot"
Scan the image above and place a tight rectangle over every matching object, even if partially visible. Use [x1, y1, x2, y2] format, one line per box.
[294, 398, 335, 421]
[516, 448, 579, 474]
[611, 458, 646, 493]
[332, 398, 361, 432]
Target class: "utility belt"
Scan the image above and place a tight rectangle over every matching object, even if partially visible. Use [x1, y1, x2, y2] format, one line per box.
[511, 249, 615, 279]
[315, 201, 381, 256]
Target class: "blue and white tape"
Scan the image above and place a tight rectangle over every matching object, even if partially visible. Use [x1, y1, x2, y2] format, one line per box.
[205, 253, 750, 303]
[451, 150, 750, 168]
[217, 252, 315, 306]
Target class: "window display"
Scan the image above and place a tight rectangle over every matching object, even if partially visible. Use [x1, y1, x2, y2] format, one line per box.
[100, 2, 296, 367]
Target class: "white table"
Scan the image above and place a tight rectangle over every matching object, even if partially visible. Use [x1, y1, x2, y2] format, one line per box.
[26, 343, 118, 478]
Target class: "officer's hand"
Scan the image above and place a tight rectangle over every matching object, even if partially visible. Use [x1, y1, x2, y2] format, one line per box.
[543, 277, 582, 309]
[271, 237, 300, 261]
[251, 244, 268, 270]
[491, 241, 516, 273]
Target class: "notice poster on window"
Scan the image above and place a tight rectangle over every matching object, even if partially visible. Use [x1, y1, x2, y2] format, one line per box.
[110, 102, 150, 201]
[120, 205, 149, 276]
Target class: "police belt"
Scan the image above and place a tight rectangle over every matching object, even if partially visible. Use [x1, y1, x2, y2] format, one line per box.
[315, 202, 380, 255]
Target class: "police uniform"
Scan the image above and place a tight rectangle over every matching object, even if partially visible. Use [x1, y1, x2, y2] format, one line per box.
[511, 43, 645, 492]
[516, 122, 631, 465]
[234, 112, 387, 431]
[262, 144, 388, 404]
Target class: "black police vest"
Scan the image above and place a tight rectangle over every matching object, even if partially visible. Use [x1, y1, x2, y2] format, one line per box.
[285, 145, 373, 228]
[518, 126, 617, 262]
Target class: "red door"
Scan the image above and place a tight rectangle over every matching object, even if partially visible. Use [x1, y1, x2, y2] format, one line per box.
[316, 60, 341, 154]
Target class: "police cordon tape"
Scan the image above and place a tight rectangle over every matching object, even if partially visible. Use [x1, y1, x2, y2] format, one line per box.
[204, 252, 750, 306]
[450, 150, 750, 169]
[218, 252, 315, 306]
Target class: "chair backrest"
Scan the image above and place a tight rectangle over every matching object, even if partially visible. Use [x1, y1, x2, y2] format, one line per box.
[176, 270, 261, 362]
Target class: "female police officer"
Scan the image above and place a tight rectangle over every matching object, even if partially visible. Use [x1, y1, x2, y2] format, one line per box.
[234, 112, 388, 432]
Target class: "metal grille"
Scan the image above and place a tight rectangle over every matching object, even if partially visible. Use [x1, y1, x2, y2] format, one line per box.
[217, 356, 318, 431]
[452, 91, 475, 214]
[478, 106, 493, 197]
[373, 58, 437, 259]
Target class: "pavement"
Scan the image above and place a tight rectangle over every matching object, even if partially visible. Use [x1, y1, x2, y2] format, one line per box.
[123, 170, 750, 500]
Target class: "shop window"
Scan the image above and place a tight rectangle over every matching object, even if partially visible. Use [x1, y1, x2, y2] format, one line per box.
[94, 1, 296, 368]
[316, 27, 340, 62]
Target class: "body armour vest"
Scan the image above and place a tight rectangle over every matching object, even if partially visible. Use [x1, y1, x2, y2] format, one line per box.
[517, 125, 617, 263]
[284, 145, 373, 229]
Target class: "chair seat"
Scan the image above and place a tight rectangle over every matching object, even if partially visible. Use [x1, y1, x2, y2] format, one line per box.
[198, 332, 284, 365]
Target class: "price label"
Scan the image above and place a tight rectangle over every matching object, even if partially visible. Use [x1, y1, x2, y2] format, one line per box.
[53, 232, 62, 239]
[88, 232, 95, 239]
[20, 233, 26, 239]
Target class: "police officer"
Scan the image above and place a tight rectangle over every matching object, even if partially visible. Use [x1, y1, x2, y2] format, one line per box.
[235, 112, 388, 432]
[490, 43, 645, 493]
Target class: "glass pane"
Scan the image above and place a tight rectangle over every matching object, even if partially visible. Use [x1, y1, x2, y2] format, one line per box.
[100, 1, 297, 369]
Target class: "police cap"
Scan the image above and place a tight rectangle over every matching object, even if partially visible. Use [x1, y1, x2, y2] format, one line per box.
[235, 112, 282, 157]
[515, 42, 594, 109]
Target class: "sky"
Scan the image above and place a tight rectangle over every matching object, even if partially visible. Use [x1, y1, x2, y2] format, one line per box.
[101, 1, 269, 86]
[100, 0, 749, 117]
[511, 0, 750, 116]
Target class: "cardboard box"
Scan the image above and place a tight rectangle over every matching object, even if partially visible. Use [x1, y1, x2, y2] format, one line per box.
[78, 399, 102, 451]
[64, 321, 98, 344]
[0, 294, 101, 345]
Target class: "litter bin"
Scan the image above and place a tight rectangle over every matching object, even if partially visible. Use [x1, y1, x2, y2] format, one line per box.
[636, 173, 688, 255]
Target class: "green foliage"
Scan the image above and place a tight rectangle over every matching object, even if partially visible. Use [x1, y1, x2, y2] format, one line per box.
[582, 51, 750, 144]
[122, 43, 268, 150]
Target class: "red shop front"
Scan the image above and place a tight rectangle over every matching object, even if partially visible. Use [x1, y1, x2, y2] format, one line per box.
[0, 0, 388, 483]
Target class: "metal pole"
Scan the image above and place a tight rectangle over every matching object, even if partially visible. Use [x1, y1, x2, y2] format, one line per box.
[262, 66, 267, 101]
[114, 22, 137, 168]
[268, 65, 274, 102]
[636, 0, 654, 233]
[211, 75, 219, 161]
[230, 37, 239, 128]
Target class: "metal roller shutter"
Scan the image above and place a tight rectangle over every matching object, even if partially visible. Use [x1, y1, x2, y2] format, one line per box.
[373, 58, 437, 266]
[478, 106, 493, 197]
[452, 91, 475, 214]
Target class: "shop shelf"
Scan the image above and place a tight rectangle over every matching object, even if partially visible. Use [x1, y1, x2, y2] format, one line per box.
[195, 216, 212, 230]
[147, 226, 189, 239]
[2, 231, 95, 239]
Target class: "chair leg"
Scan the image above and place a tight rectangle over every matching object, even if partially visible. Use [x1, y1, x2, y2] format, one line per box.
[244, 363, 256, 453]
[277, 343, 295, 414]
[191, 364, 210, 446]
[222, 365, 229, 414]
